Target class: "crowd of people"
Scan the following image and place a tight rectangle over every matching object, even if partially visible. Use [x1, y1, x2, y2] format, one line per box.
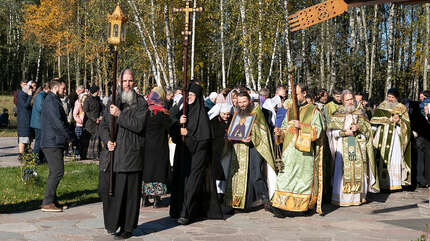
[12, 71, 430, 239]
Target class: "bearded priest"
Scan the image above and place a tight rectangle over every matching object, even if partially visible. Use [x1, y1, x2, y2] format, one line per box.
[328, 90, 379, 207]
[224, 91, 277, 211]
[370, 88, 411, 191]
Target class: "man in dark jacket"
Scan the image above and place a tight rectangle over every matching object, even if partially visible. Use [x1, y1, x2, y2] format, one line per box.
[17, 81, 33, 159]
[30, 83, 50, 164]
[98, 69, 148, 239]
[40, 80, 71, 212]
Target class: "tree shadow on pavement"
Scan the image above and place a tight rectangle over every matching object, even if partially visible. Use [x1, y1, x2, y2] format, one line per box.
[134, 217, 179, 237]
[0, 189, 100, 213]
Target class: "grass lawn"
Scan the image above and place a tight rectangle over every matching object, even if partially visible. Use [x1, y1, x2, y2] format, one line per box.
[0, 95, 17, 137]
[0, 162, 100, 213]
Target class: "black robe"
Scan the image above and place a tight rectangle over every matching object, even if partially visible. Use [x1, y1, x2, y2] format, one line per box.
[169, 82, 223, 221]
[142, 110, 171, 185]
[210, 116, 231, 181]
[98, 91, 148, 233]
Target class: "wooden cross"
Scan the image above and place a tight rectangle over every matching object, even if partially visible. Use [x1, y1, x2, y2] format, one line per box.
[173, 0, 203, 140]
[173, 0, 203, 41]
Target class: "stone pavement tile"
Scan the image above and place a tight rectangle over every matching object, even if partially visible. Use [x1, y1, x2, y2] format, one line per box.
[0, 222, 37, 232]
[0, 231, 25, 240]
[76, 218, 105, 230]
[195, 234, 266, 241]
[380, 218, 430, 232]
[38, 219, 78, 229]
[23, 231, 60, 241]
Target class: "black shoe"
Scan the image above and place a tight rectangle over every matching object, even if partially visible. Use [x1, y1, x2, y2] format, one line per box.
[153, 196, 161, 208]
[114, 231, 133, 240]
[142, 194, 152, 207]
[177, 217, 190, 225]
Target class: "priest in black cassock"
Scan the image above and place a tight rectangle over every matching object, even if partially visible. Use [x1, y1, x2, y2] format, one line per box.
[98, 69, 148, 240]
[169, 81, 224, 225]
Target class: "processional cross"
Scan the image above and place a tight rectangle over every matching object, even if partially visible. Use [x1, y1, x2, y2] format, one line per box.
[173, 0, 203, 137]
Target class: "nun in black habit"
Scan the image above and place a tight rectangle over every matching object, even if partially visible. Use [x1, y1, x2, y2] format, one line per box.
[169, 81, 224, 225]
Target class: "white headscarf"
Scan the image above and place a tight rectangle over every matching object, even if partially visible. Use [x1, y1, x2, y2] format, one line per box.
[208, 103, 233, 120]
[262, 95, 283, 126]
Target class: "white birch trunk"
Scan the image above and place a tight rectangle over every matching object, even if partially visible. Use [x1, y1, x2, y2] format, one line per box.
[128, 0, 160, 86]
[284, 0, 292, 93]
[369, 5, 378, 98]
[220, 0, 226, 89]
[360, 7, 370, 91]
[386, 3, 395, 94]
[35, 45, 42, 83]
[320, 23, 325, 88]
[191, 0, 197, 80]
[164, 1, 175, 88]
[257, 0, 263, 91]
[265, 25, 279, 88]
[240, 0, 251, 88]
[424, 3, 430, 90]
[349, 10, 356, 52]
[67, 48, 71, 94]
[90, 58, 94, 86]
[329, 20, 337, 93]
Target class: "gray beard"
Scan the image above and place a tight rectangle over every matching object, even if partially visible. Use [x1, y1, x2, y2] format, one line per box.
[121, 90, 134, 105]
[386, 100, 398, 110]
[344, 105, 355, 114]
[238, 103, 253, 117]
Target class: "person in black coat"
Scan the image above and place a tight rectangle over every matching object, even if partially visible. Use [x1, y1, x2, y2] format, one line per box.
[40, 80, 72, 212]
[98, 69, 148, 240]
[169, 81, 223, 225]
[209, 103, 233, 203]
[141, 87, 171, 208]
[17, 82, 33, 157]
[82, 85, 102, 160]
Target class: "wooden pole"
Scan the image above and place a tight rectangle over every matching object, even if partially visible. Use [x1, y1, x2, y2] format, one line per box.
[109, 48, 118, 196]
[288, 67, 299, 135]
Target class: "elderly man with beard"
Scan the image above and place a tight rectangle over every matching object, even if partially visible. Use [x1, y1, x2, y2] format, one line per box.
[98, 69, 148, 240]
[224, 91, 277, 212]
[370, 88, 411, 191]
[328, 90, 379, 207]
[272, 83, 324, 216]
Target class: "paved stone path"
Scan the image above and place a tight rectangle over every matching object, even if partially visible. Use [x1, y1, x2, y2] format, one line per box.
[0, 190, 430, 241]
[1, 137, 430, 240]
[0, 137, 20, 167]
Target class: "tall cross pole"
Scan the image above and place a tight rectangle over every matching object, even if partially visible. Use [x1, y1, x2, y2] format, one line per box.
[173, 0, 203, 138]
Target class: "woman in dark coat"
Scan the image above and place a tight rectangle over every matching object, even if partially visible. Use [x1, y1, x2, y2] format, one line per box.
[83, 85, 102, 160]
[142, 87, 171, 208]
[169, 81, 223, 225]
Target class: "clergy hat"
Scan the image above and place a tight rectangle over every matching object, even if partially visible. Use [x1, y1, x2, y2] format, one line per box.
[387, 88, 400, 100]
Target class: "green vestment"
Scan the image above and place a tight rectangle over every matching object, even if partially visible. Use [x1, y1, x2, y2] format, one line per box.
[271, 103, 324, 213]
[370, 101, 411, 190]
[224, 104, 276, 209]
[328, 107, 379, 198]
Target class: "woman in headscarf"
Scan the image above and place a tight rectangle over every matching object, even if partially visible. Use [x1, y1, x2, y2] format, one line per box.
[142, 87, 171, 208]
[169, 81, 223, 225]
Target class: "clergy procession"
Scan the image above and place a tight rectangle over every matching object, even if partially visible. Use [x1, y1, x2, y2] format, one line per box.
[83, 75, 428, 239]
[4, 0, 430, 240]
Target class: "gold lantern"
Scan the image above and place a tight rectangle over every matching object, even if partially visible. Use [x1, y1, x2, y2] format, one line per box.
[107, 3, 128, 47]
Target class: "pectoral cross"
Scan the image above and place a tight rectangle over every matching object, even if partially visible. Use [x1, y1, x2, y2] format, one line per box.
[173, 0, 203, 139]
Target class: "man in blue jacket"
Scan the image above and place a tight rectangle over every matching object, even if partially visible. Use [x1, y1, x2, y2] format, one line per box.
[30, 83, 50, 164]
[40, 79, 72, 212]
